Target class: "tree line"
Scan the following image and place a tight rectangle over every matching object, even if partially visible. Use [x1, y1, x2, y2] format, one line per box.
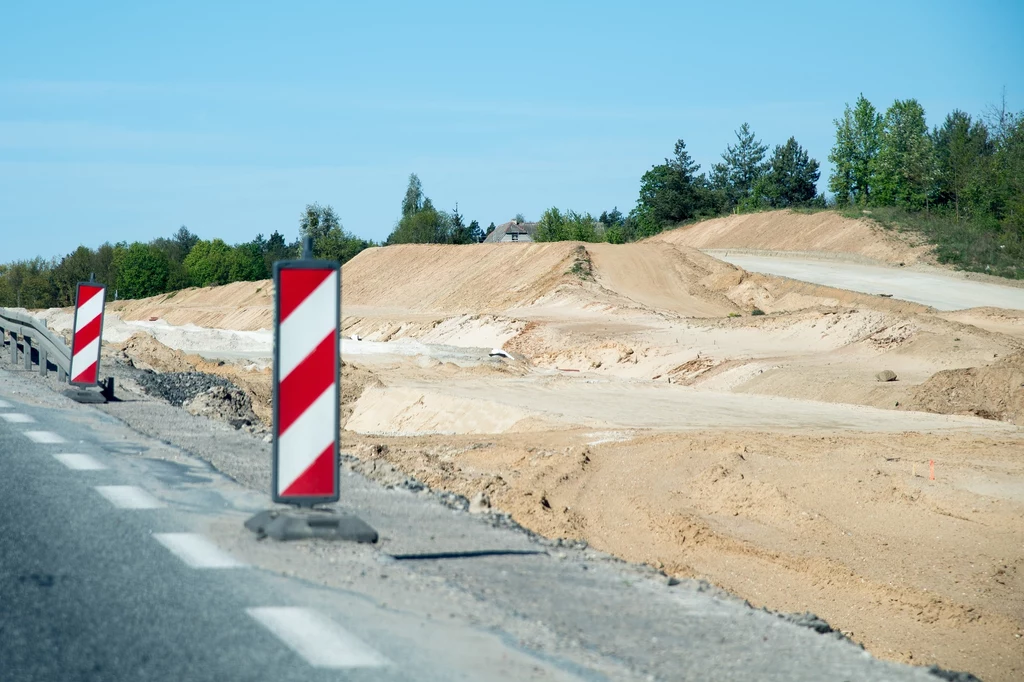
[0, 204, 373, 307]
[3, 91, 1020, 306]
[529, 93, 1022, 278]
[825, 93, 1022, 275]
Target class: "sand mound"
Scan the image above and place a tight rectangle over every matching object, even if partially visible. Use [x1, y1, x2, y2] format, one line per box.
[652, 210, 934, 265]
[111, 280, 274, 330]
[905, 352, 1024, 424]
[342, 242, 581, 314]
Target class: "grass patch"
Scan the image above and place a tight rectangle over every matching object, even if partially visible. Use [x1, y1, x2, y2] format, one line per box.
[567, 246, 594, 280]
[164, 290, 177, 299]
[841, 206, 1023, 280]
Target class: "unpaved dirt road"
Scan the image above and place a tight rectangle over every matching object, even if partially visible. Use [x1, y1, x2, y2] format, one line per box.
[712, 252, 1024, 311]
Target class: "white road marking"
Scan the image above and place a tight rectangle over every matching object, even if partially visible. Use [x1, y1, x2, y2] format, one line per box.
[24, 431, 66, 444]
[0, 400, 12, 408]
[246, 607, 389, 669]
[54, 453, 107, 470]
[153, 533, 245, 569]
[1, 413, 35, 423]
[95, 485, 163, 509]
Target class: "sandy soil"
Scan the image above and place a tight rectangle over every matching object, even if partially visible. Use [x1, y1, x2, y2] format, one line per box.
[651, 209, 936, 266]
[40, 210, 1024, 681]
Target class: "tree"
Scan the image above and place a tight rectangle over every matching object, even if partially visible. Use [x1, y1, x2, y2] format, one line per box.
[513, 213, 526, 223]
[851, 95, 883, 204]
[828, 106, 856, 206]
[634, 139, 716, 235]
[262, 230, 294, 272]
[468, 220, 484, 243]
[754, 137, 821, 208]
[184, 239, 233, 287]
[115, 242, 170, 299]
[51, 246, 97, 305]
[829, 94, 882, 205]
[448, 204, 475, 244]
[401, 174, 424, 217]
[229, 241, 268, 282]
[718, 123, 769, 204]
[173, 226, 199, 259]
[934, 110, 987, 222]
[874, 99, 933, 209]
[599, 207, 624, 226]
[387, 176, 455, 244]
[535, 208, 600, 242]
[387, 198, 451, 244]
[299, 203, 342, 243]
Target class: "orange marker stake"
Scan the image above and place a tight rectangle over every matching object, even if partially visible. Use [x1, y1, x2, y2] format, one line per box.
[929, 459, 935, 481]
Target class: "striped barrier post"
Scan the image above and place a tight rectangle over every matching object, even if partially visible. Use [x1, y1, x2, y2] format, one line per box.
[245, 238, 375, 540]
[69, 282, 106, 386]
[271, 251, 341, 505]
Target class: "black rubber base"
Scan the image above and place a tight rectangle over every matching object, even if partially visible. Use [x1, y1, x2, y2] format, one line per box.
[244, 509, 378, 543]
[63, 387, 108, 404]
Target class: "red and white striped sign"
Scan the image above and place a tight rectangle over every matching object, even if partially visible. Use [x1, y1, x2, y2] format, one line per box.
[70, 282, 106, 386]
[272, 263, 340, 503]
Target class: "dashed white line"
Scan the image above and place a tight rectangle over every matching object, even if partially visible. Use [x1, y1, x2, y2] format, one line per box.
[1, 413, 35, 423]
[0, 399, 14, 409]
[95, 485, 163, 509]
[153, 533, 245, 569]
[246, 607, 389, 669]
[24, 431, 66, 444]
[54, 453, 107, 470]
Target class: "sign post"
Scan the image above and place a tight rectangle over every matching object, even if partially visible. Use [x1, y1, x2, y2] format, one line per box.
[70, 281, 106, 386]
[63, 278, 113, 403]
[245, 238, 377, 542]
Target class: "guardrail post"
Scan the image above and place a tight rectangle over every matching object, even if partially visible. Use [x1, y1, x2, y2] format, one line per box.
[9, 332, 16, 364]
[58, 366, 67, 382]
[24, 336, 32, 370]
[39, 347, 48, 376]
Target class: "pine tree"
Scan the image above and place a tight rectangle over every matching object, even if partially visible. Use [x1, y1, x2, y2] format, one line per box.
[758, 138, 820, 208]
[719, 123, 769, 201]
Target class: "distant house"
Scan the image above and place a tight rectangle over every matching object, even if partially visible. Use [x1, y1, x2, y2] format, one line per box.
[483, 220, 538, 243]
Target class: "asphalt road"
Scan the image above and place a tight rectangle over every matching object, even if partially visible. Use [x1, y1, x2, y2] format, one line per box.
[0, 359, 946, 682]
[0, 388, 584, 682]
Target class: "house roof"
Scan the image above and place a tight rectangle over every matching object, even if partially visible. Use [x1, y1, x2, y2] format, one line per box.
[483, 221, 539, 243]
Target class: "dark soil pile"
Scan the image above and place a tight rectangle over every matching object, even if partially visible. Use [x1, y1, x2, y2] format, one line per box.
[903, 352, 1024, 425]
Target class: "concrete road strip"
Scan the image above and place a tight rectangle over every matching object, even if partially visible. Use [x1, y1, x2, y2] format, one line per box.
[54, 453, 106, 470]
[0, 400, 11, 408]
[1, 413, 35, 423]
[95, 485, 164, 509]
[246, 607, 389, 669]
[24, 431, 66, 444]
[153, 533, 245, 569]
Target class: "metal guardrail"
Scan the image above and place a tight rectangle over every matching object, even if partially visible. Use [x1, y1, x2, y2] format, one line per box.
[0, 308, 72, 382]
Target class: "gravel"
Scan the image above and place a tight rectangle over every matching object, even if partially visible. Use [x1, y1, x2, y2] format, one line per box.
[132, 370, 237, 407]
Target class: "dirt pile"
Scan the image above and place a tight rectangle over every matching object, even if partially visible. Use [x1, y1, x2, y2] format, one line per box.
[905, 352, 1024, 424]
[183, 385, 261, 431]
[652, 209, 934, 265]
[346, 427, 1024, 682]
[342, 242, 581, 314]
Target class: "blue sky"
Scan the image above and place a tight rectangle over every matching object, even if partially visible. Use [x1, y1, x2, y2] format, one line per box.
[1, 0, 1021, 261]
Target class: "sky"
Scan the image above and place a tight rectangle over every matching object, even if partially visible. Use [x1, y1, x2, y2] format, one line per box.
[1, 0, 1022, 261]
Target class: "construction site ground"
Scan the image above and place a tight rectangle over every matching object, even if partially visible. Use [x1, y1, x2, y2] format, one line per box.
[31, 209, 1024, 681]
